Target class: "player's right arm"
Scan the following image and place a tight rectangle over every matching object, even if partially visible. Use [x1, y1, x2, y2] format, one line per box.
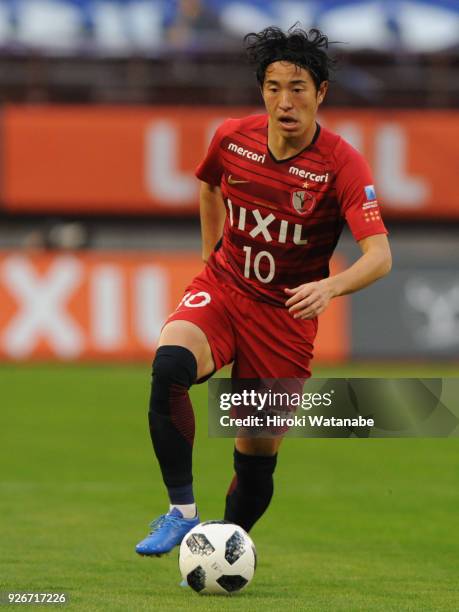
[200, 181, 226, 263]
[196, 119, 239, 263]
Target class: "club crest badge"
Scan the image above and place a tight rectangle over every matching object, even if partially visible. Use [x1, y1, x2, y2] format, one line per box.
[291, 190, 316, 215]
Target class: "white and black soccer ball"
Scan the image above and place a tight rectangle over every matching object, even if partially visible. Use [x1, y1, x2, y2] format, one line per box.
[179, 521, 256, 595]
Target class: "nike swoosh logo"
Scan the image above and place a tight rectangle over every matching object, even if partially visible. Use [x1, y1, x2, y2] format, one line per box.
[228, 175, 250, 185]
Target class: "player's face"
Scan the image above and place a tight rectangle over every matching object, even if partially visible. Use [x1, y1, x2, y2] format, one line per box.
[262, 61, 327, 142]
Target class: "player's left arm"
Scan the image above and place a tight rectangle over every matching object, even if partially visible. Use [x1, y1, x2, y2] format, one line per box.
[285, 233, 391, 319]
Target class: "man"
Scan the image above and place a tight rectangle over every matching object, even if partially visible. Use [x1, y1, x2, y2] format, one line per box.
[136, 26, 391, 556]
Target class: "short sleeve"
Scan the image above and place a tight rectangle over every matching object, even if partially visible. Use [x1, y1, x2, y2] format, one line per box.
[334, 145, 388, 242]
[195, 119, 232, 186]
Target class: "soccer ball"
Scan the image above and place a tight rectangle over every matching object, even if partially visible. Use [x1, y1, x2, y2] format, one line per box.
[179, 521, 256, 594]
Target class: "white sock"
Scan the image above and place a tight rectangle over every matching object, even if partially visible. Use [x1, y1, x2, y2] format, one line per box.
[169, 503, 197, 519]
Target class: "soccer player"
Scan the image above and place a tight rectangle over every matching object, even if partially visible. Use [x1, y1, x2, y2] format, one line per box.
[136, 26, 391, 556]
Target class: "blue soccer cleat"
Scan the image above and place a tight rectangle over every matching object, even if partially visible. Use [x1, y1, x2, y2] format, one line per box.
[135, 507, 200, 557]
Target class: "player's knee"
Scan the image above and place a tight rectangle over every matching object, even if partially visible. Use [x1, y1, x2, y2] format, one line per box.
[152, 345, 197, 388]
[150, 346, 197, 415]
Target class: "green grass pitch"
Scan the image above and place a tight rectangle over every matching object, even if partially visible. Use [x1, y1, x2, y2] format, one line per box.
[1, 363, 459, 611]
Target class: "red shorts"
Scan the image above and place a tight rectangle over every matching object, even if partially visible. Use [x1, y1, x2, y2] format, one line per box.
[166, 264, 318, 379]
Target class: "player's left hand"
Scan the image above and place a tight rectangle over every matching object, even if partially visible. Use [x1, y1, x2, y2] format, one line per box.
[284, 280, 333, 319]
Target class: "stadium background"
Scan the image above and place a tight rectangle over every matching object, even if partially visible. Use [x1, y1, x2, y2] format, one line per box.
[1, 1, 458, 610]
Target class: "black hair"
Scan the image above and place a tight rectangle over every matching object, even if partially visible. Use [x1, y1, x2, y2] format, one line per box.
[244, 25, 336, 91]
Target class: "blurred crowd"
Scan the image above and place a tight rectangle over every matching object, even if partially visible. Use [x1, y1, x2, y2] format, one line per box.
[0, 0, 457, 54]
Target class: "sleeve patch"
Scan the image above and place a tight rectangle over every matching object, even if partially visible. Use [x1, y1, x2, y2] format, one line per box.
[364, 185, 377, 200]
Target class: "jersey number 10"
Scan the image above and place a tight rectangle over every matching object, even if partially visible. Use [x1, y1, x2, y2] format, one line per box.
[242, 246, 275, 284]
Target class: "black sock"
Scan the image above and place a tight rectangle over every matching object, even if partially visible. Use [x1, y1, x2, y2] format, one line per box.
[224, 448, 278, 532]
[148, 346, 197, 503]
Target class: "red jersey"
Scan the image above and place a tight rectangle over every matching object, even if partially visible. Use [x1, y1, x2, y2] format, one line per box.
[196, 114, 387, 307]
